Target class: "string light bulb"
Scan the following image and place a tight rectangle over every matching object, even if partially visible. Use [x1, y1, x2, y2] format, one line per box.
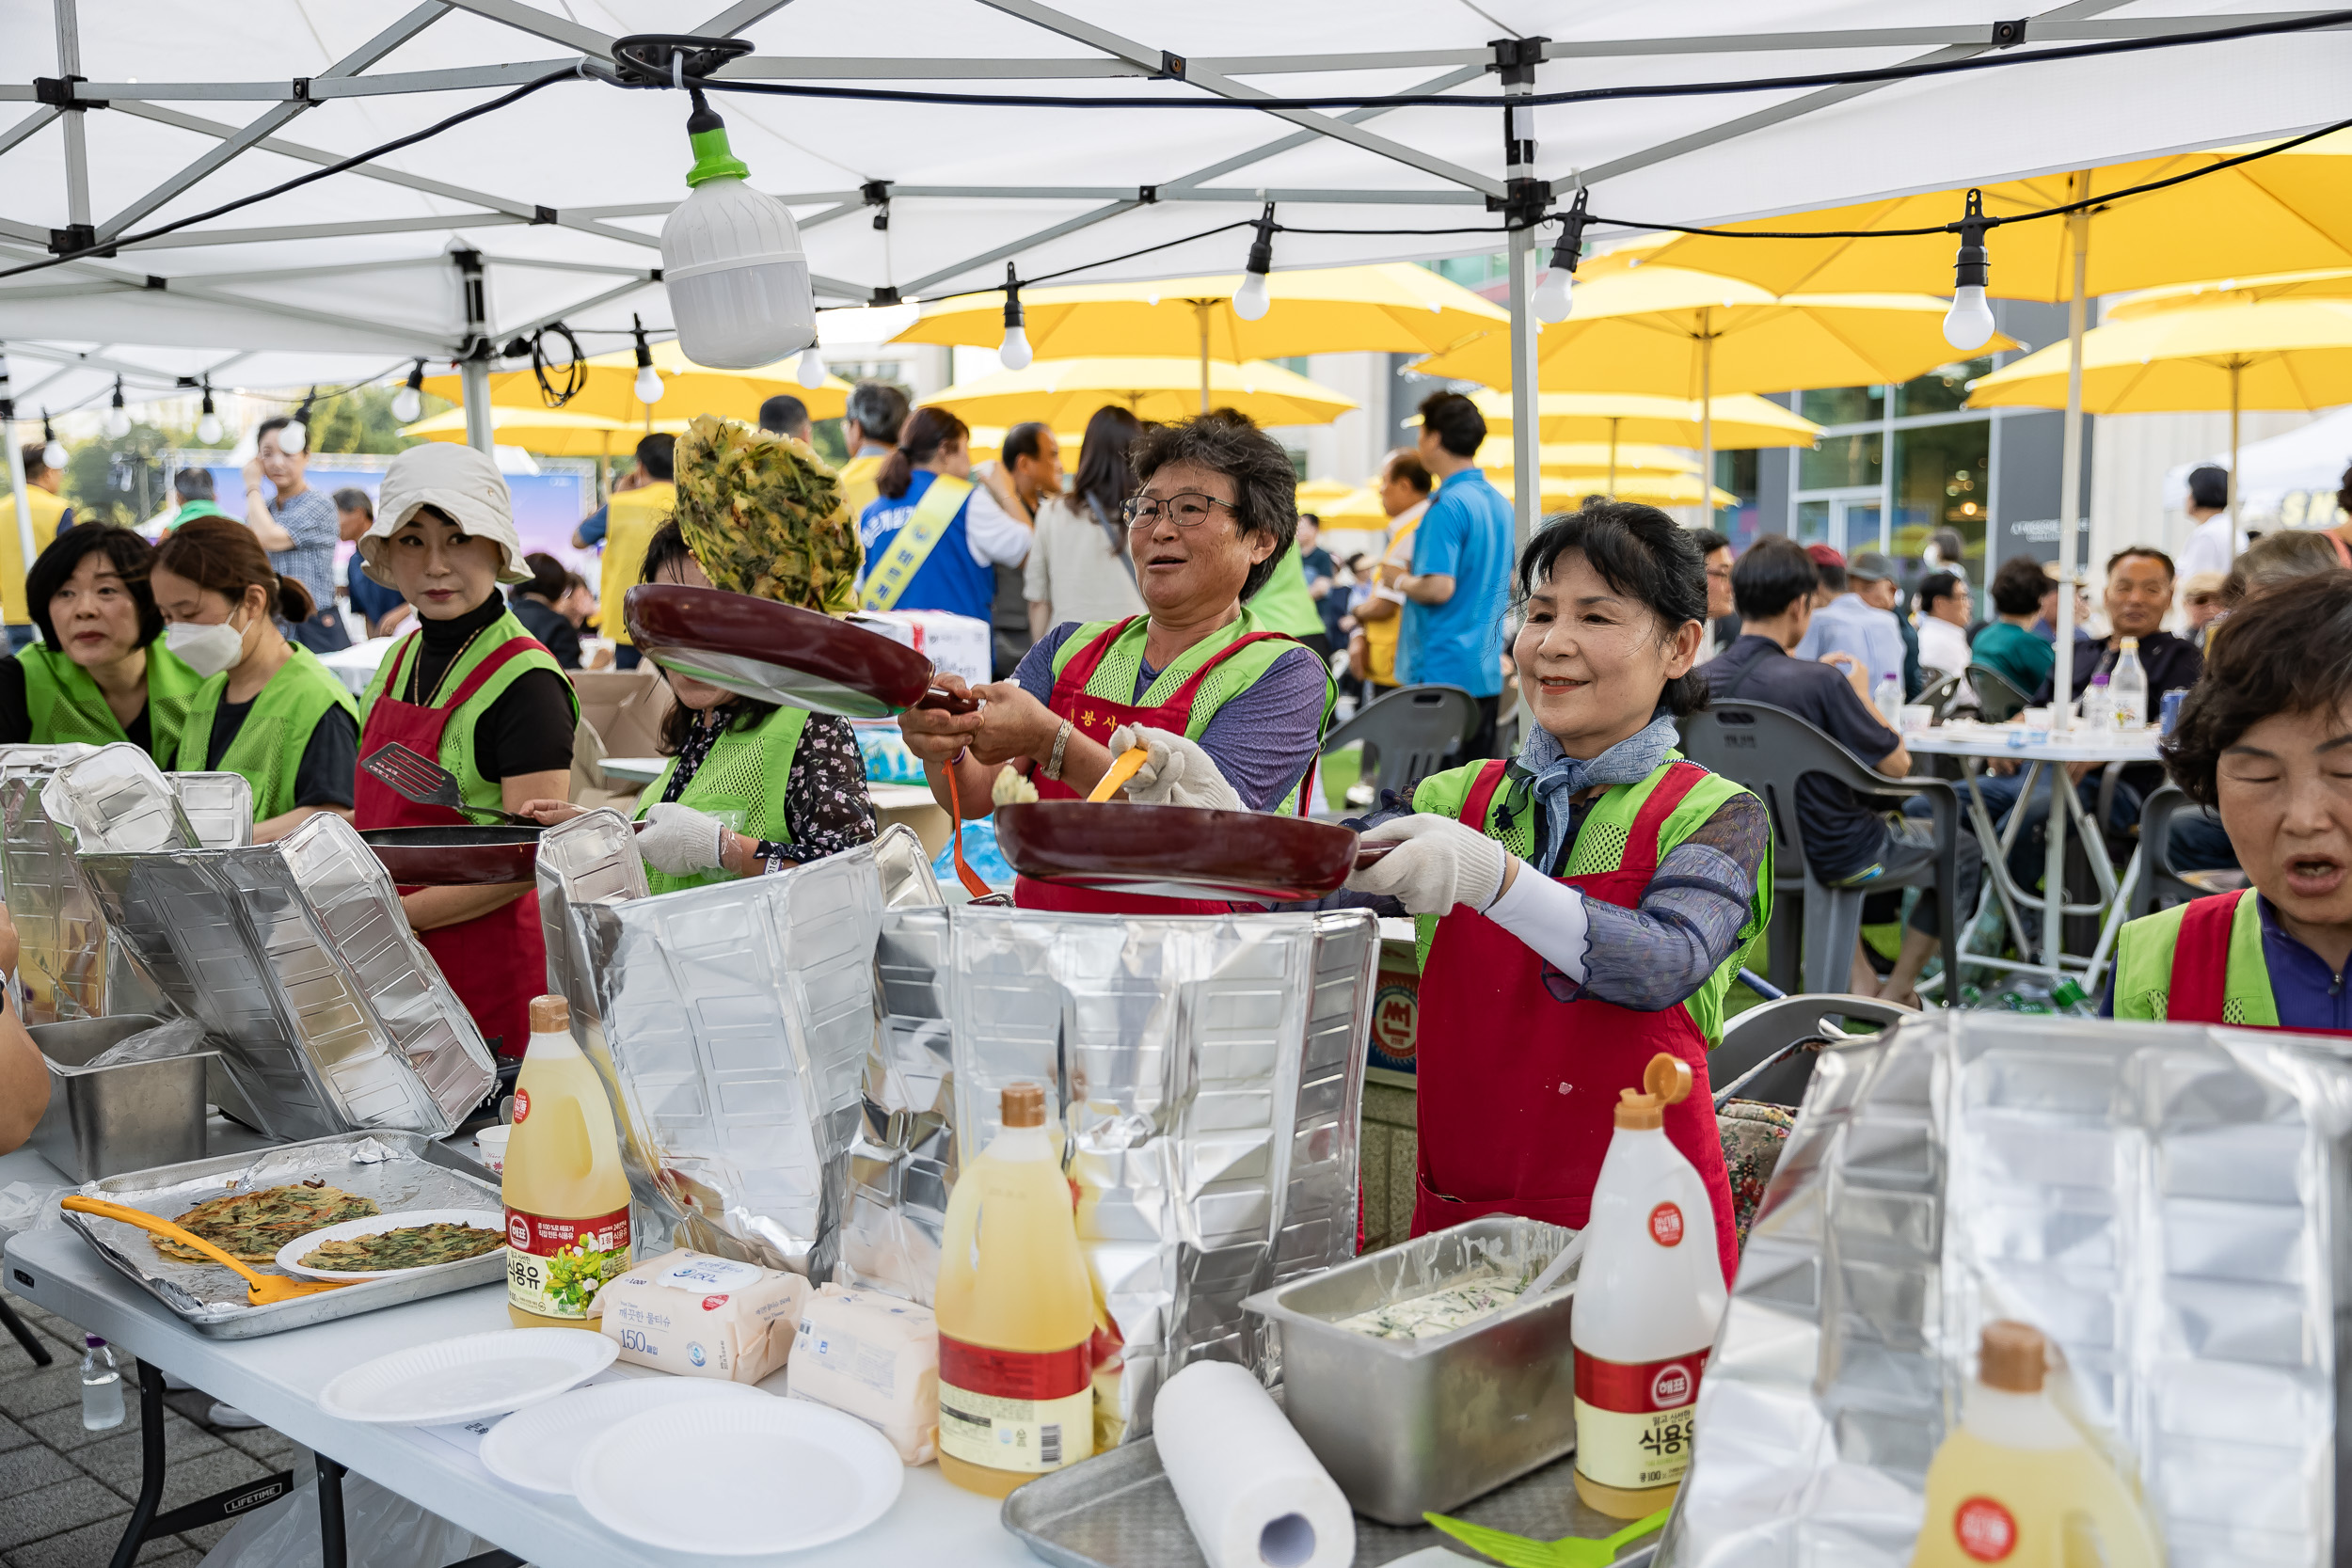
[279, 389, 313, 454]
[794, 345, 827, 389]
[660, 87, 815, 368]
[997, 264, 1033, 371]
[196, 378, 223, 445]
[390, 361, 424, 425]
[631, 316, 664, 406]
[40, 416, 66, 473]
[103, 379, 131, 439]
[1943, 188, 1997, 352]
[1531, 189, 1592, 325]
[1232, 202, 1277, 322]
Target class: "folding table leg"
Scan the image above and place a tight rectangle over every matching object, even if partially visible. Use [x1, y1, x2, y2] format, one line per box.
[107, 1363, 168, 1568]
[317, 1453, 347, 1568]
[0, 1298, 52, 1366]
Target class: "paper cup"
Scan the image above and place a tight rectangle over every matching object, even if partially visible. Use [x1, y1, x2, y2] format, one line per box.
[474, 1124, 511, 1174]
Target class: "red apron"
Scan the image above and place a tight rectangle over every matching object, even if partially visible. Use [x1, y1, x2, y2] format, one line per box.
[1411, 758, 1740, 1286]
[357, 634, 548, 1058]
[2165, 887, 2352, 1034]
[1014, 616, 1308, 916]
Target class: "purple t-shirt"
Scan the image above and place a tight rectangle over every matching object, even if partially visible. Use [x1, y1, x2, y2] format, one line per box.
[1015, 622, 1328, 809]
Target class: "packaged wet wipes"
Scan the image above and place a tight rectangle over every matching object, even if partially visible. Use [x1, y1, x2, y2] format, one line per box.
[787, 1283, 940, 1464]
[594, 1247, 809, 1384]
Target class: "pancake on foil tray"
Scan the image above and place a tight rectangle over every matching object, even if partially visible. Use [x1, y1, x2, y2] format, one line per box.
[153, 1180, 381, 1264]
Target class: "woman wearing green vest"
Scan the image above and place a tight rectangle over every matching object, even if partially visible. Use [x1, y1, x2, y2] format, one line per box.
[1339, 501, 1771, 1285]
[898, 411, 1334, 912]
[149, 516, 359, 842]
[0, 523, 199, 756]
[2109, 574, 2352, 1029]
[523, 521, 876, 891]
[354, 445, 577, 1057]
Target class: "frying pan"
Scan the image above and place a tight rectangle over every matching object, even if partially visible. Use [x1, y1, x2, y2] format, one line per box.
[621, 584, 977, 719]
[360, 826, 544, 886]
[992, 802, 1396, 903]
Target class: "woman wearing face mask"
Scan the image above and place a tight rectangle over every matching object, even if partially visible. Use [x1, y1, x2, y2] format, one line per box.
[0, 523, 199, 755]
[1341, 501, 1772, 1285]
[523, 521, 875, 888]
[354, 446, 577, 1057]
[149, 517, 358, 841]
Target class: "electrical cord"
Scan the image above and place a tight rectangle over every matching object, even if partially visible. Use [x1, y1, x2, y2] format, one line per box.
[529, 321, 588, 406]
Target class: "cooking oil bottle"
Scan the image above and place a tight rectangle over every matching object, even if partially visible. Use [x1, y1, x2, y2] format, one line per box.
[502, 994, 632, 1329]
[933, 1083, 1095, 1497]
[1912, 1322, 2160, 1567]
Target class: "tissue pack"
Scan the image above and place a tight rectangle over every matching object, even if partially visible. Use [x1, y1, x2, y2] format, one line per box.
[595, 1248, 809, 1384]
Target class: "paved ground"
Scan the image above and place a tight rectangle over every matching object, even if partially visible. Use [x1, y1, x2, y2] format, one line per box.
[0, 1288, 307, 1568]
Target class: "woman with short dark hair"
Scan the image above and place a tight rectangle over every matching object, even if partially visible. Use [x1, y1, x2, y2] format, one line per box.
[2112, 570, 2352, 1026]
[0, 522, 199, 755]
[1341, 499, 1771, 1283]
[898, 410, 1333, 911]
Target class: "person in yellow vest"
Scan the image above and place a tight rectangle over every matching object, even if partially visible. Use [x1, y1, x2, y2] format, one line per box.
[594, 433, 677, 672]
[2109, 572, 2352, 1030]
[1346, 449, 1433, 698]
[1, 442, 72, 652]
[523, 520, 876, 890]
[149, 516, 359, 842]
[836, 379, 910, 524]
[0, 523, 199, 756]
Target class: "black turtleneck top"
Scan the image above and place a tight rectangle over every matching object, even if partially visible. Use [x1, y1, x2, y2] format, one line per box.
[395, 591, 577, 781]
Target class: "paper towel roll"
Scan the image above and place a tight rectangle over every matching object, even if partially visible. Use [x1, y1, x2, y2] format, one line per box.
[1153, 1361, 1355, 1568]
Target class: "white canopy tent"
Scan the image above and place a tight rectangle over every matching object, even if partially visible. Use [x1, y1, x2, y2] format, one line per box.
[4, 0, 2352, 560]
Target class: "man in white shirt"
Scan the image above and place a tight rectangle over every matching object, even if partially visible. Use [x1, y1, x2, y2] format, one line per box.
[1915, 569, 1973, 682]
[2174, 464, 2242, 581]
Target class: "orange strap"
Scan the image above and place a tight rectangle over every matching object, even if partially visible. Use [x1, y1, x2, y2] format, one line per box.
[943, 759, 995, 900]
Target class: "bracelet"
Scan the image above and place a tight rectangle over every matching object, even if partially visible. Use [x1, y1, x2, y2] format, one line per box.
[1042, 719, 1074, 782]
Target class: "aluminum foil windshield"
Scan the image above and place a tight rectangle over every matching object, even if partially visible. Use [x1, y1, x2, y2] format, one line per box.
[1663, 1010, 2349, 1568]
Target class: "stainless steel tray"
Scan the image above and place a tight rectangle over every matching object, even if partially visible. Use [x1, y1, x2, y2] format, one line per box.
[59, 1130, 504, 1338]
[1003, 1428, 1659, 1568]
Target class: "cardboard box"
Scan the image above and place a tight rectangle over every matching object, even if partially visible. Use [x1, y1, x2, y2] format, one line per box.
[595, 1248, 810, 1384]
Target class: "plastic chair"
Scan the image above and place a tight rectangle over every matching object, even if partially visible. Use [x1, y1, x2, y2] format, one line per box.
[1915, 669, 1968, 721]
[1712, 991, 1915, 1109]
[1966, 663, 2032, 723]
[1313, 684, 1479, 817]
[2128, 784, 2246, 919]
[1678, 701, 1963, 999]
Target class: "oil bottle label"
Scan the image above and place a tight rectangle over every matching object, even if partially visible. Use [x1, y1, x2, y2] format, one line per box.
[1572, 1347, 1709, 1491]
[936, 1334, 1093, 1475]
[1951, 1496, 2018, 1561]
[505, 1204, 629, 1320]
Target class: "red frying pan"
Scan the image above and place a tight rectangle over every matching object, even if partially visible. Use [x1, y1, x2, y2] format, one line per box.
[992, 802, 1395, 903]
[360, 826, 543, 885]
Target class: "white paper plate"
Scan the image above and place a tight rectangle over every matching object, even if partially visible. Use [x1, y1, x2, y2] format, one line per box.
[573, 1398, 904, 1555]
[479, 1377, 762, 1495]
[274, 1209, 507, 1280]
[318, 1329, 617, 1426]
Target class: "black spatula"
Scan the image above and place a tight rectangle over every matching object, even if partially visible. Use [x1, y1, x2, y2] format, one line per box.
[360, 742, 537, 826]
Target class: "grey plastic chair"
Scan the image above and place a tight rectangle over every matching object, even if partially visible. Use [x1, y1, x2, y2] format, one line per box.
[1965, 663, 2032, 723]
[1314, 684, 1479, 817]
[1712, 992, 1916, 1109]
[2128, 784, 2246, 919]
[1678, 700, 1963, 999]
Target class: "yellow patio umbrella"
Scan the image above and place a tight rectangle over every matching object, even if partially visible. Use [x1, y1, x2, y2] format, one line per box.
[399, 405, 640, 458]
[1966, 297, 2352, 527]
[890, 263, 1508, 414]
[919, 356, 1356, 429]
[2104, 267, 2352, 321]
[1495, 471, 1740, 511]
[1296, 484, 1391, 526]
[965, 425, 1087, 464]
[1460, 389, 1821, 450]
[1295, 478, 1359, 511]
[423, 339, 853, 430]
[1473, 438, 1698, 479]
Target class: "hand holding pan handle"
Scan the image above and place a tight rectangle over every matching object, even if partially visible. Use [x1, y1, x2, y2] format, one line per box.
[1353, 840, 1399, 869]
[913, 686, 980, 714]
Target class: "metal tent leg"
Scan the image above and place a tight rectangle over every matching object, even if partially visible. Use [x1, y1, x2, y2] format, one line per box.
[108, 1363, 167, 1568]
[317, 1453, 347, 1568]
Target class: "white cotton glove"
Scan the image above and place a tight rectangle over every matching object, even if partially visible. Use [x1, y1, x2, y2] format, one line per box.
[1107, 723, 1244, 812]
[637, 801, 728, 875]
[1344, 815, 1510, 916]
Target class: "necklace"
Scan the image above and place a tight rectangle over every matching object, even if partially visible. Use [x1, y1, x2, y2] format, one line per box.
[408, 622, 489, 708]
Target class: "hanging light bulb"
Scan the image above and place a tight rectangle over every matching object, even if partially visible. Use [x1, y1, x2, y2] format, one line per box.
[102, 378, 131, 439]
[40, 416, 66, 474]
[660, 87, 815, 369]
[1231, 202, 1277, 322]
[278, 389, 313, 455]
[795, 345, 827, 389]
[997, 263, 1033, 372]
[1530, 189, 1592, 325]
[390, 360, 425, 425]
[630, 315, 664, 406]
[196, 378, 223, 445]
[1944, 188, 1997, 353]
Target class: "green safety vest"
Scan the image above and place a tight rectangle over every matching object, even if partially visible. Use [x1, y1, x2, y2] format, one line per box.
[172, 644, 359, 821]
[360, 610, 578, 816]
[634, 703, 811, 895]
[16, 642, 201, 759]
[1244, 543, 1327, 641]
[1406, 754, 1772, 1049]
[2110, 894, 2278, 1025]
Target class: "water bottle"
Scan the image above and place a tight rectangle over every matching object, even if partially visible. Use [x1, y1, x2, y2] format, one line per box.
[2084, 673, 2113, 734]
[1875, 670, 1902, 726]
[2109, 637, 2148, 731]
[80, 1336, 123, 1431]
[2049, 977, 2099, 1017]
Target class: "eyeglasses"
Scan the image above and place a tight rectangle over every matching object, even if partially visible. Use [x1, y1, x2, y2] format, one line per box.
[1122, 492, 1237, 531]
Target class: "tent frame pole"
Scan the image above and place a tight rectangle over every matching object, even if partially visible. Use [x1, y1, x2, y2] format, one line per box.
[2042, 182, 2091, 979]
[1698, 315, 1715, 531]
[2228, 360, 2242, 536]
[0, 349, 35, 588]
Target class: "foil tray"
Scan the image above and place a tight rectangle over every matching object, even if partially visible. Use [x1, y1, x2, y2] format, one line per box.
[536, 813, 943, 1280]
[1662, 1010, 2352, 1568]
[77, 813, 498, 1142]
[57, 1131, 505, 1338]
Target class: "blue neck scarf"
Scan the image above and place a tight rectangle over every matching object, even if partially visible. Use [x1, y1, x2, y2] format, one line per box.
[1519, 710, 1680, 876]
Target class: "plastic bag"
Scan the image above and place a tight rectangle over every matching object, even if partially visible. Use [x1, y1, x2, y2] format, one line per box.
[0, 1180, 68, 1238]
[85, 1017, 209, 1069]
[198, 1471, 489, 1568]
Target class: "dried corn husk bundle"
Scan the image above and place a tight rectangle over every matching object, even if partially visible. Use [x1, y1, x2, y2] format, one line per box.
[672, 414, 862, 613]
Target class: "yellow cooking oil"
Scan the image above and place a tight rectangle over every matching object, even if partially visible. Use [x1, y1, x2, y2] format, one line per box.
[502, 994, 633, 1329]
[934, 1083, 1096, 1497]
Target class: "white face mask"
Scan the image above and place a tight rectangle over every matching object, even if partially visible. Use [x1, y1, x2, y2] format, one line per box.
[164, 615, 246, 678]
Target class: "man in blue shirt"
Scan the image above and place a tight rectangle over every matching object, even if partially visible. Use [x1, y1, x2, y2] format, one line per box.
[1794, 545, 1906, 704]
[1396, 391, 1513, 758]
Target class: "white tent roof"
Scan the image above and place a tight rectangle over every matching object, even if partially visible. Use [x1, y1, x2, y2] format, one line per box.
[6, 1, 2352, 411]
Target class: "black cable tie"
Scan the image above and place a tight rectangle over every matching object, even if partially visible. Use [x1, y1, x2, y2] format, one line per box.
[1991, 18, 2028, 47]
